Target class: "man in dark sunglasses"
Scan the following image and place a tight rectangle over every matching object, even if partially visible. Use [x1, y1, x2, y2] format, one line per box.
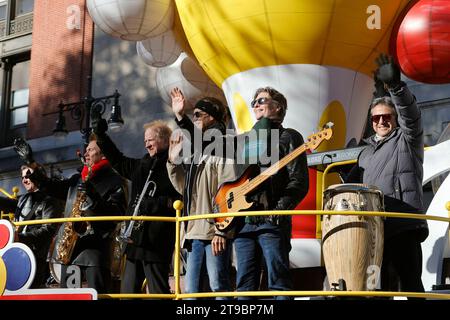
[233, 86, 309, 300]
[13, 164, 63, 288]
[370, 101, 398, 139]
[347, 54, 428, 298]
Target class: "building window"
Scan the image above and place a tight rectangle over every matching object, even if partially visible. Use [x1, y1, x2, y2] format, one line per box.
[15, 0, 33, 17]
[10, 59, 29, 127]
[0, 0, 33, 39]
[0, 2, 6, 19]
[0, 1, 7, 37]
[0, 52, 30, 146]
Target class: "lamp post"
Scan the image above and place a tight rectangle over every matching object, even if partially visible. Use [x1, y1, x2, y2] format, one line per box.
[43, 76, 124, 145]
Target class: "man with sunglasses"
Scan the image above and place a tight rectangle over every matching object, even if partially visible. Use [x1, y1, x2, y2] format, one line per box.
[233, 87, 309, 299]
[13, 164, 63, 288]
[348, 54, 428, 297]
[167, 88, 236, 299]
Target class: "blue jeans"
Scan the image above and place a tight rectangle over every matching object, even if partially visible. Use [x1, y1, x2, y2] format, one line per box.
[234, 223, 292, 300]
[184, 239, 232, 300]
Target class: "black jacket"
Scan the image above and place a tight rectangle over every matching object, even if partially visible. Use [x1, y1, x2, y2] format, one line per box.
[247, 124, 309, 225]
[43, 165, 127, 268]
[15, 191, 64, 260]
[97, 134, 180, 263]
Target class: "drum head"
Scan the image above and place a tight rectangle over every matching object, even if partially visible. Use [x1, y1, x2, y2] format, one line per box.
[324, 183, 381, 195]
[323, 183, 384, 211]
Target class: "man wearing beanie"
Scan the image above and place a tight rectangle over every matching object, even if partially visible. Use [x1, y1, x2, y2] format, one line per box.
[167, 88, 236, 299]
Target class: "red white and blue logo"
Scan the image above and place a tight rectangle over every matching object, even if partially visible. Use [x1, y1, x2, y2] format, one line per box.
[0, 220, 96, 300]
[0, 220, 35, 294]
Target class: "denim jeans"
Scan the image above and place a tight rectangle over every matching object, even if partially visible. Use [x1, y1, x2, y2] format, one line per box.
[234, 223, 292, 300]
[184, 239, 232, 300]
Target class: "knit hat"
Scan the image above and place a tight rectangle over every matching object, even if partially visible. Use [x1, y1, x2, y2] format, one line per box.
[195, 97, 225, 123]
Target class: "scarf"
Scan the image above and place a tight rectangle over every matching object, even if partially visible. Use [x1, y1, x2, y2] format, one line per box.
[81, 158, 110, 181]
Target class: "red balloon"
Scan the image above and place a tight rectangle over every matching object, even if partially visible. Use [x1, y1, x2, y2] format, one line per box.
[393, 0, 450, 84]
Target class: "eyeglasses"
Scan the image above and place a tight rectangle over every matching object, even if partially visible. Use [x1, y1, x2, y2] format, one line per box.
[193, 111, 208, 119]
[251, 97, 271, 108]
[371, 113, 393, 123]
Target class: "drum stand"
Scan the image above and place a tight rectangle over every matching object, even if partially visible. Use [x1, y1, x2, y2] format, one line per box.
[331, 279, 347, 291]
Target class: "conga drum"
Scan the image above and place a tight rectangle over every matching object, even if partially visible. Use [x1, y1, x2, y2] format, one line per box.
[321, 184, 384, 291]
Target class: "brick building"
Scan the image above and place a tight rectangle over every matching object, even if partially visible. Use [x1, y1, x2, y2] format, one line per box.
[0, 0, 172, 195]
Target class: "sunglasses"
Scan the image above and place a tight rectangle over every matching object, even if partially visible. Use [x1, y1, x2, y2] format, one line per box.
[21, 169, 32, 180]
[251, 97, 271, 108]
[371, 113, 393, 123]
[193, 111, 208, 119]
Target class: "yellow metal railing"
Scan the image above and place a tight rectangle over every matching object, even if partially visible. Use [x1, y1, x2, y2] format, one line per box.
[10, 201, 450, 300]
[0, 186, 19, 221]
[0, 186, 20, 199]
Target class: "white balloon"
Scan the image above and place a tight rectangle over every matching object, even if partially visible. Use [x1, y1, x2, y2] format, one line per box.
[86, 0, 174, 41]
[156, 53, 225, 108]
[136, 42, 155, 66]
[137, 29, 182, 67]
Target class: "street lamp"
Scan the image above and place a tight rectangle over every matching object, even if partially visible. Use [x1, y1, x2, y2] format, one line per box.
[43, 76, 124, 144]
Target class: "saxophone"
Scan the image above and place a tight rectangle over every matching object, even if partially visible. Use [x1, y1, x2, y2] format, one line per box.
[55, 189, 86, 264]
[55, 152, 92, 265]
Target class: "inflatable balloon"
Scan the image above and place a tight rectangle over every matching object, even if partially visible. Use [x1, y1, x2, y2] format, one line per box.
[174, 0, 410, 145]
[156, 53, 226, 108]
[393, 0, 450, 84]
[137, 29, 182, 67]
[86, 0, 174, 41]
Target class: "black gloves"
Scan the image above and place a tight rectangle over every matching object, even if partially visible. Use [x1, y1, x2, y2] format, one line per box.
[375, 53, 401, 89]
[13, 137, 35, 165]
[372, 72, 389, 98]
[91, 109, 108, 137]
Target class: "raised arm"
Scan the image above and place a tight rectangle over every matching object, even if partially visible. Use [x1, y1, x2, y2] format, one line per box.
[93, 117, 140, 179]
[375, 54, 423, 151]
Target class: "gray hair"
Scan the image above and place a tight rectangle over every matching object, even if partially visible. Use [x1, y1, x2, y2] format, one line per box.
[370, 96, 397, 117]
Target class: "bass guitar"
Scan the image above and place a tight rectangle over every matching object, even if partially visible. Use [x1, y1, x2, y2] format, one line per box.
[213, 123, 333, 231]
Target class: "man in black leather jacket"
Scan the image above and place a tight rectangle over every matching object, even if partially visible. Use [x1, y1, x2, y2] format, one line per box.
[233, 87, 309, 299]
[28, 135, 127, 293]
[94, 119, 180, 295]
[14, 165, 63, 288]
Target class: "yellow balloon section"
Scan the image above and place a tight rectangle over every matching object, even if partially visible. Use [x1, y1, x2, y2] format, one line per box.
[0, 258, 6, 295]
[174, 0, 410, 86]
[232, 93, 253, 132]
[318, 100, 347, 151]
